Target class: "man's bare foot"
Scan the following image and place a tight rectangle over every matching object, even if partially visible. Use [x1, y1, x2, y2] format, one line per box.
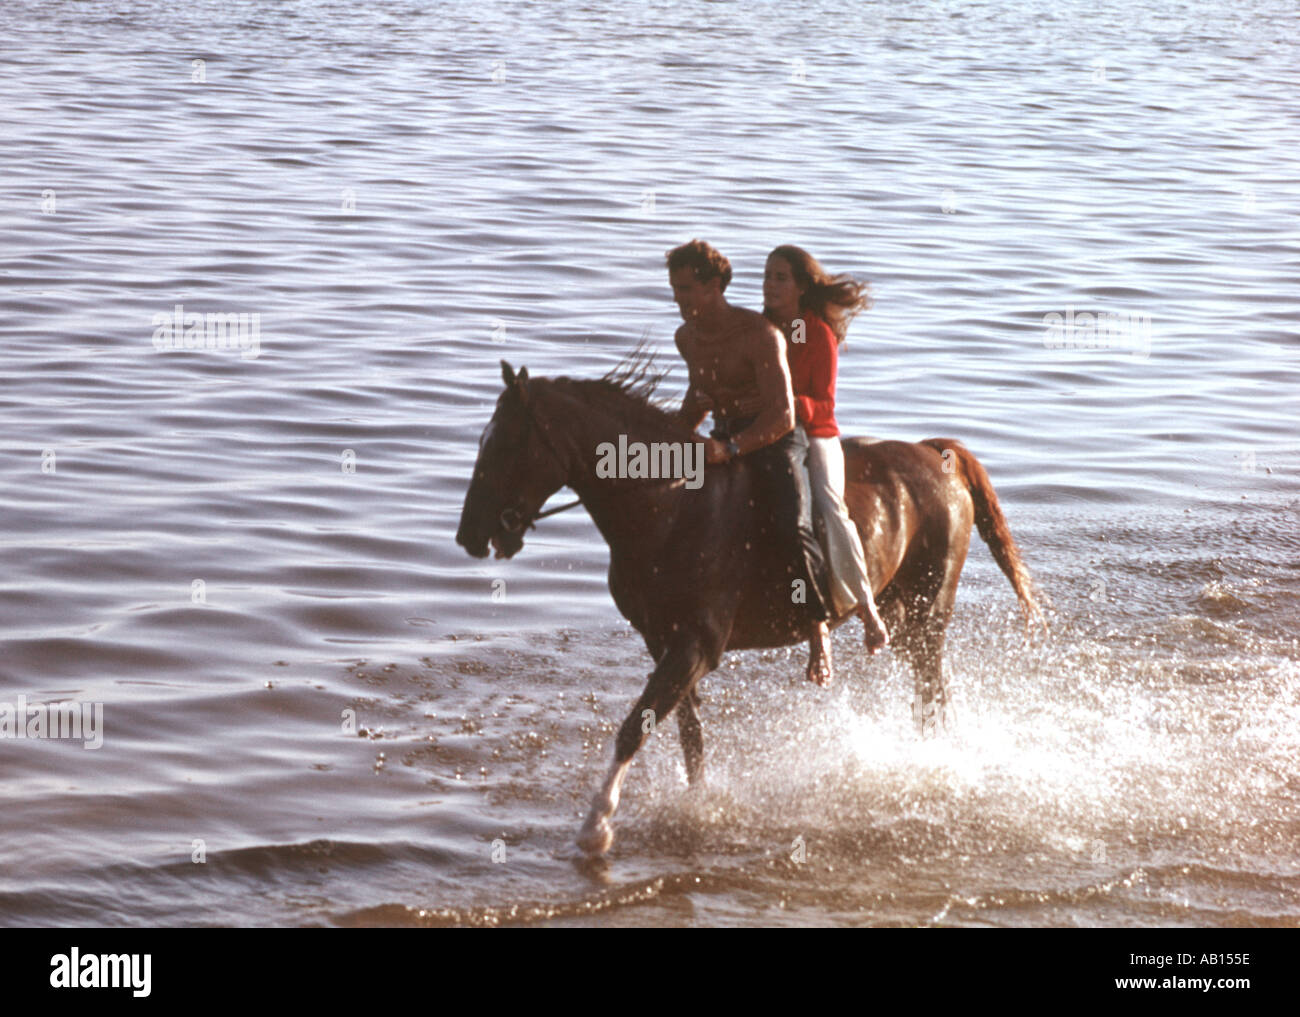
[806, 622, 833, 687]
[859, 604, 889, 655]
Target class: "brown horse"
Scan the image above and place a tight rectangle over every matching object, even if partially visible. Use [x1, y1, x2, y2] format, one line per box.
[455, 360, 1041, 855]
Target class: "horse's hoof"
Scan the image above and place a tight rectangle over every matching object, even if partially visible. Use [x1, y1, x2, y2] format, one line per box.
[576, 818, 614, 856]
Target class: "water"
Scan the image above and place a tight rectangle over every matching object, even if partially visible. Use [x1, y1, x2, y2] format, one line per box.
[0, 0, 1297, 926]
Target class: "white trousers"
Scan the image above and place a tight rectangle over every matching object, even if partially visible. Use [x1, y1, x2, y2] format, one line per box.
[806, 432, 874, 617]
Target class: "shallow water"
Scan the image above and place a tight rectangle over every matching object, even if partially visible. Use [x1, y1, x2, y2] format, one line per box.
[0, 0, 1297, 926]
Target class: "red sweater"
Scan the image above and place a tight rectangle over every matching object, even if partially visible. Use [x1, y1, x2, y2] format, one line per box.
[784, 312, 840, 437]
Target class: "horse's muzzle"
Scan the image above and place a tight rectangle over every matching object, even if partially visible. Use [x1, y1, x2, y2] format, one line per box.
[455, 531, 490, 558]
[489, 528, 524, 559]
[454, 511, 493, 558]
[455, 518, 524, 560]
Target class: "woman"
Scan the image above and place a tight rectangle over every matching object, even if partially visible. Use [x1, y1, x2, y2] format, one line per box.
[763, 245, 890, 661]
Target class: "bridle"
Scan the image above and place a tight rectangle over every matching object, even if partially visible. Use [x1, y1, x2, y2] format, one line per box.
[496, 391, 582, 538]
[498, 497, 579, 537]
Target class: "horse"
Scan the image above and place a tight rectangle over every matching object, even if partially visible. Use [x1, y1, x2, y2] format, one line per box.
[455, 360, 1042, 856]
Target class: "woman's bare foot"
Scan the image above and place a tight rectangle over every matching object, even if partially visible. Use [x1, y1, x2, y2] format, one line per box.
[806, 622, 833, 687]
[859, 604, 889, 655]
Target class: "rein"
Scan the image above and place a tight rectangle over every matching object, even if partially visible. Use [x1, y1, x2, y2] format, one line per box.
[535, 497, 582, 520]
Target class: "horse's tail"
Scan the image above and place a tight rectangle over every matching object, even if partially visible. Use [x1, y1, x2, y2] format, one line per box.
[921, 438, 1046, 636]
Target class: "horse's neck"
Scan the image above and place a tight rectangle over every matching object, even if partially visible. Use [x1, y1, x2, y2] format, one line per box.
[544, 386, 684, 557]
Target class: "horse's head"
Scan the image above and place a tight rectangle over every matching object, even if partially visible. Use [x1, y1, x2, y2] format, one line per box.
[455, 361, 571, 560]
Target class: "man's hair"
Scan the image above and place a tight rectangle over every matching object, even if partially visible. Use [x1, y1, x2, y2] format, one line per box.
[665, 239, 732, 292]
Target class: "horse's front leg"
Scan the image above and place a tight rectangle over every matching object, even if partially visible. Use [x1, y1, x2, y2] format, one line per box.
[577, 639, 711, 856]
[675, 688, 704, 787]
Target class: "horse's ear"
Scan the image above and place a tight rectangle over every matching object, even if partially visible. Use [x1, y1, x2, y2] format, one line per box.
[500, 361, 530, 404]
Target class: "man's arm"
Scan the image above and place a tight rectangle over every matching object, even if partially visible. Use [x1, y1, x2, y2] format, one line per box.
[673, 325, 710, 431]
[731, 316, 795, 455]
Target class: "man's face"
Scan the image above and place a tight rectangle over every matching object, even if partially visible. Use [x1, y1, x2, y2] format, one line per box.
[669, 266, 721, 322]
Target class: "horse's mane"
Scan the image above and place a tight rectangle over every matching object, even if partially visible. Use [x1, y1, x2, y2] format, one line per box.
[542, 346, 691, 442]
[598, 344, 668, 406]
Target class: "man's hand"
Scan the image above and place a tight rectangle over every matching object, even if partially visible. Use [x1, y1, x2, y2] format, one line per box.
[704, 438, 731, 465]
[679, 382, 713, 432]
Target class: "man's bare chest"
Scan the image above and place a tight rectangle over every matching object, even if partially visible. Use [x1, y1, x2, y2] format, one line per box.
[687, 341, 756, 393]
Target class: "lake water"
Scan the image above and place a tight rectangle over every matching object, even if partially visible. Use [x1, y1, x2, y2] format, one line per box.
[1, 0, 1297, 926]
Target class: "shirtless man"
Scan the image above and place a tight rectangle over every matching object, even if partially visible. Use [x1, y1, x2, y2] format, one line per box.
[666, 239, 835, 685]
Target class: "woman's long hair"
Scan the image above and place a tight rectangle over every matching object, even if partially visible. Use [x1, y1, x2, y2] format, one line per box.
[765, 244, 872, 346]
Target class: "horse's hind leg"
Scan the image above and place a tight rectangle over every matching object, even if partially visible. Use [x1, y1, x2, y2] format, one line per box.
[872, 584, 908, 649]
[906, 623, 955, 738]
[889, 575, 960, 738]
[577, 638, 713, 856]
[675, 688, 704, 787]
